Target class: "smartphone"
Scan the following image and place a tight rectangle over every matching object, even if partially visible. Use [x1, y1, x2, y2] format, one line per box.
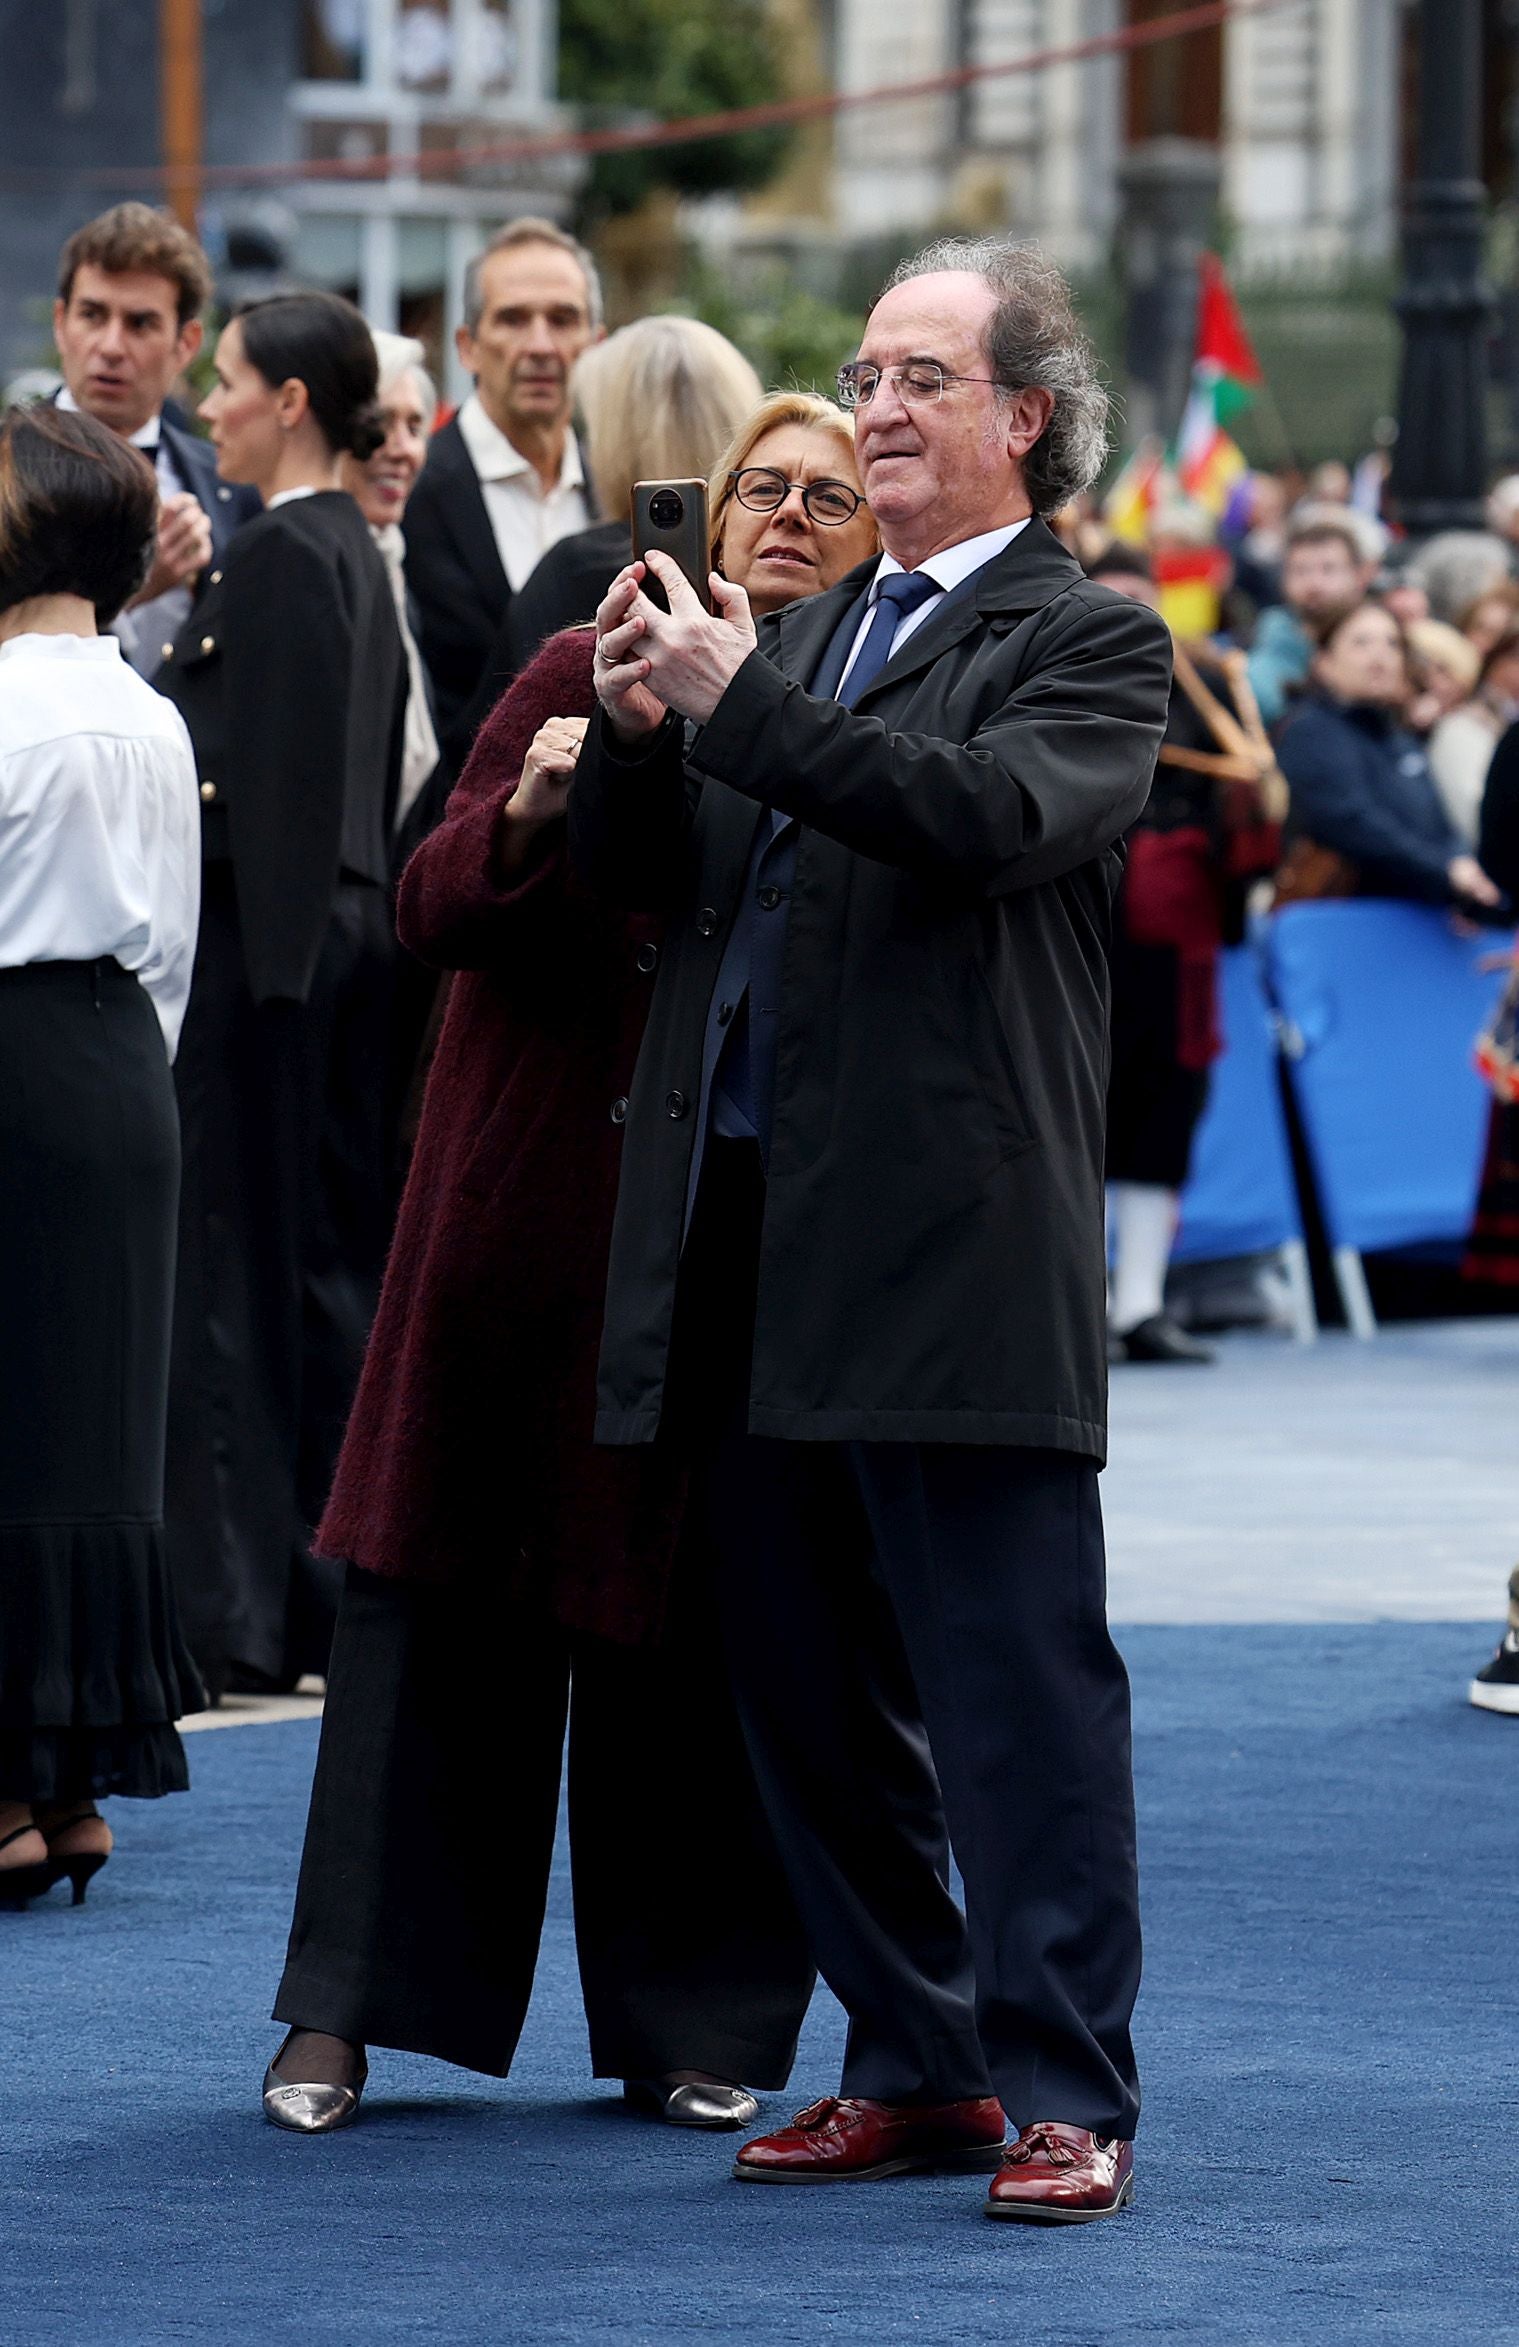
[631, 478, 712, 613]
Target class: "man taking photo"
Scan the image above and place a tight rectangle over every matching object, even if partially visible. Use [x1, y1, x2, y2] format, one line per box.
[52, 202, 260, 676]
[570, 236, 1171, 2227]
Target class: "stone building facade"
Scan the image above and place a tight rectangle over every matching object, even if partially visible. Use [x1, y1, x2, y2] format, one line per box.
[0, 0, 572, 402]
[824, 0, 1402, 278]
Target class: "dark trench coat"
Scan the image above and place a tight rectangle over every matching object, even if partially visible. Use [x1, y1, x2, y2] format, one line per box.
[568, 518, 1173, 1462]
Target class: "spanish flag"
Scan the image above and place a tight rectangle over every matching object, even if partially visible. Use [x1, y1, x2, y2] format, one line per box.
[1175, 255, 1262, 515]
[1102, 436, 1168, 545]
[1153, 544, 1232, 637]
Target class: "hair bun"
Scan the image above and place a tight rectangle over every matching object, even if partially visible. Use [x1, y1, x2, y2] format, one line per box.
[348, 399, 387, 462]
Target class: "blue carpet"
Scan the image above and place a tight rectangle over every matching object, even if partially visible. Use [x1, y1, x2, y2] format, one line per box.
[6, 1624, 1516, 2344]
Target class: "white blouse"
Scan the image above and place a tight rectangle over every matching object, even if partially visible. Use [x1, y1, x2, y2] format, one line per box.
[0, 633, 200, 1055]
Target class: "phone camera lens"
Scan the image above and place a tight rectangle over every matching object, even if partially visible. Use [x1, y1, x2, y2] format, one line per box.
[648, 489, 684, 531]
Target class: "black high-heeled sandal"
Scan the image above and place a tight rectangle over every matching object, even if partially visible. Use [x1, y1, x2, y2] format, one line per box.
[39, 1811, 111, 1906]
[0, 1821, 52, 1910]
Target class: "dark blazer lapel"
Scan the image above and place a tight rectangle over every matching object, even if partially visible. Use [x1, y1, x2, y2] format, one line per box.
[848, 517, 1083, 710]
[427, 418, 510, 608]
[810, 585, 875, 700]
[159, 416, 205, 497]
[763, 557, 878, 686]
[157, 418, 258, 571]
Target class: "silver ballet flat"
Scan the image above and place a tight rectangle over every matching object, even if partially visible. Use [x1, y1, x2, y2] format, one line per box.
[262, 2062, 367, 2135]
[623, 2078, 759, 2130]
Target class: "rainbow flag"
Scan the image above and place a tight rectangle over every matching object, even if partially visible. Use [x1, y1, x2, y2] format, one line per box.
[1174, 255, 1262, 516]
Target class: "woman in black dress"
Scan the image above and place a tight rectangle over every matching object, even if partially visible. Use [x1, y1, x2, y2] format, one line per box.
[158, 294, 407, 1700]
[0, 406, 202, 1904]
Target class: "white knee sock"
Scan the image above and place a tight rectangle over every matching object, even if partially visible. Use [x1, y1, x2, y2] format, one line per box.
[1107, 1182, 1180, 1334]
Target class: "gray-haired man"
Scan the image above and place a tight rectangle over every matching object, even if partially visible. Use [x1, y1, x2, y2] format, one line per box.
[403, 216, 604, 760]
[570, 239, 1172, 2224]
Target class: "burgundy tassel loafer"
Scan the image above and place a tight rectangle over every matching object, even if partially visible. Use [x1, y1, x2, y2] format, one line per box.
[734, 2094, 1006, 2183]
[984, 2122, 1134, 2223]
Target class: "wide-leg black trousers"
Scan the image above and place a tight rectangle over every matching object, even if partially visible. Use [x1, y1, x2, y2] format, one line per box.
[273, 1561, 815, 2084]
[687, 1142, 1143, 2140]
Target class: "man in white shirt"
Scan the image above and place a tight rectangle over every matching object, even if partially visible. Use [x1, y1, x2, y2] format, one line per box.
[402, 216, 604, 761]
[51, 203, 262, 678]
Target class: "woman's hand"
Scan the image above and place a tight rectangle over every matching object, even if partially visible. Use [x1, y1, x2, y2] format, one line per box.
[499, 715, 588, 873]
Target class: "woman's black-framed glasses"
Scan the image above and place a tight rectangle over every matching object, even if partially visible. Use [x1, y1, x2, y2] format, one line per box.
[836, 360, 1000, 409]
[729, 466, 865, 526]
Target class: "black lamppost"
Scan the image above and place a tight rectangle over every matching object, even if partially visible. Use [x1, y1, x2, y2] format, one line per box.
[1389, 0, 1491, 535]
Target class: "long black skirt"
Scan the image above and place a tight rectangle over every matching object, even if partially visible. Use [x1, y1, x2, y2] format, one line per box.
[165, 869, 397, 1699]
[0, 961, 202, 1802]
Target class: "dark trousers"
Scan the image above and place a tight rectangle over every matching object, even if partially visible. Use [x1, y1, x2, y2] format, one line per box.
[685, 1143, 1143, 2139]
[274, 1561, 815, 2084]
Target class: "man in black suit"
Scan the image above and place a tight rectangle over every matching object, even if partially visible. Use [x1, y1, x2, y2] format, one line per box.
[52, 203, 261, 677]
[403, 216, 603, 765]
[571, 237, 1172, 2227]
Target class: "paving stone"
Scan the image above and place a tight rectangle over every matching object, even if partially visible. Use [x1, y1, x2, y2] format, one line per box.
[1105, 1319, 1518, 1625]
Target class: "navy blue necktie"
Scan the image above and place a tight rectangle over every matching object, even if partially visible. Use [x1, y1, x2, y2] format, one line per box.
[838, 569, 941, 707]
[708, 571, 940, 1145]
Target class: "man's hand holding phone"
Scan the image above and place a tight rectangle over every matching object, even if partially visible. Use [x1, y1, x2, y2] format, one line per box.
[592, 554, 756, 744]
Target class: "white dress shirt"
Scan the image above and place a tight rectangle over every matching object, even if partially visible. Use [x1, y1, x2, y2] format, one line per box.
[0, 634, 200, 1054]
[58, 386, 194, 678]
[455, 391, 591, 592]
[372, 522, 441, 828]
[836, 519, 1032, 699]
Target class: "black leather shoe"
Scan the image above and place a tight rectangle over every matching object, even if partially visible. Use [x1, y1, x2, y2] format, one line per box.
[1114, 1313, 1215, 1364]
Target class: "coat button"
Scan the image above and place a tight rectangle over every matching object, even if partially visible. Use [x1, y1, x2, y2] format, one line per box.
[636, 941, 658, 974]
[716, 1000, 734, 1026]
[665, 1089, 688, 1119]
[200, 634, 216, 654]
[209, 569, 222, 585]
[610, 1097, 628, 1125]
[200, 780, 217, 803]
[695, 907, 718, 937]
[217, 486, 231, 502]
[757, 884, 782, 910]
[160, 641, 175, 661]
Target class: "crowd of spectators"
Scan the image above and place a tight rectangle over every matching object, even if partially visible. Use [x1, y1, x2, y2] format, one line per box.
[1050, 454, 1519, 1350]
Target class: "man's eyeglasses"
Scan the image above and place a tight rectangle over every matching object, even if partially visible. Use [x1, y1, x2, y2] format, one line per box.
[729, 467, 865, 526]
[836, 360, 1001, 409]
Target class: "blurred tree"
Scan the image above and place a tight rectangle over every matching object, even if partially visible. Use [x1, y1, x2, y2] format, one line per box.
[678, 255, 861, 394]
[559, 0, 792, 219]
